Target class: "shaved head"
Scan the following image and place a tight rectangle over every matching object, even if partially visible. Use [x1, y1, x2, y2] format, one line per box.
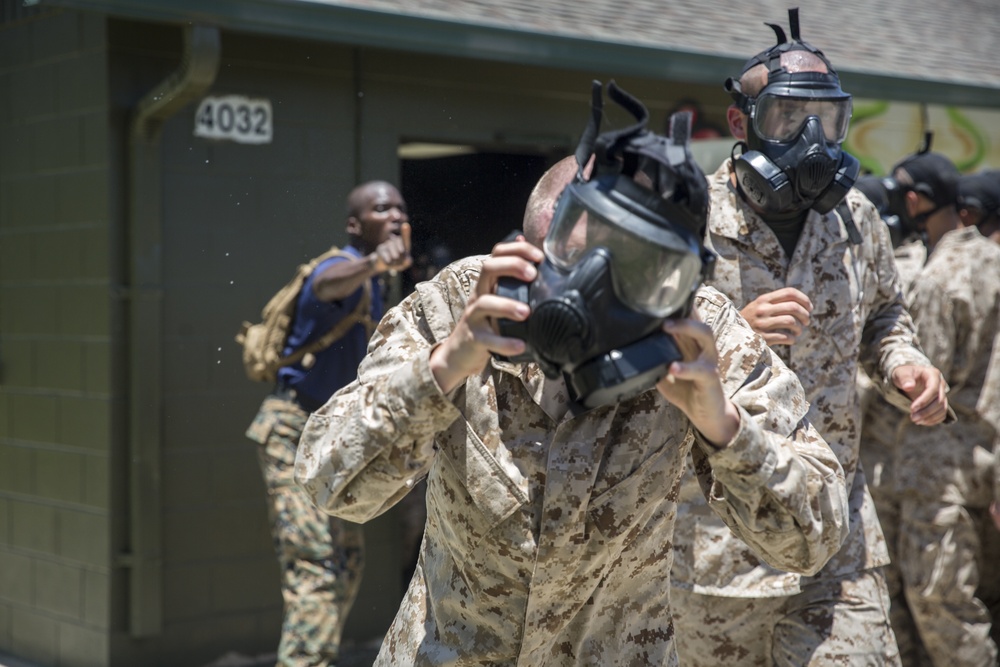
[740, 50, 830, 98]
[522, 156, 584, 248]
[346, 180, 397, 219]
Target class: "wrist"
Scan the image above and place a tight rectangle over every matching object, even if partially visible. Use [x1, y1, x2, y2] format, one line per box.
[699, 400, 742, 449]
[429, 343, 463, 395]
[367, 252, 385, 275]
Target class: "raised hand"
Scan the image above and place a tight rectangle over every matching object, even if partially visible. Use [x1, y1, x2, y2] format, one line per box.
[656, 316, 741, 447]
[375, 221, 413, 273]
[429, 237, 542, 394]
[740, 287, 813, 346]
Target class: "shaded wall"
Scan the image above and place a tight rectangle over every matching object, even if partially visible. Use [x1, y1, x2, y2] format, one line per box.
[0, 8, 115, 667]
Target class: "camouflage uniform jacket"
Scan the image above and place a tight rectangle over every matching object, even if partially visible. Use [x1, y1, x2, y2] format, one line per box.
[672, 160, 932, 597]
[295, 255, 848, 666]
[858, 235, 928, 496]
[896, 226, 1000, 506]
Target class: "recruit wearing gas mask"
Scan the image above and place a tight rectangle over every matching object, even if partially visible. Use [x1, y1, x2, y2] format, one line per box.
[880, 143, 960, 242]
[495, 80, 716, 410]
[726, 7, 859, 217]
[854, 175, 910, 249]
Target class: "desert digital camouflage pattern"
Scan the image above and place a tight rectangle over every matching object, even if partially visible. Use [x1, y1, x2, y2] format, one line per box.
[672, 568, 895, 666]
[295, 256, 848, 667]
[890, 227, 1000, 665]
[858, 234, 930, 665]
[247, 397, 365, 667]
[671, 159, 934, 665]
[673, 160, 930, 595]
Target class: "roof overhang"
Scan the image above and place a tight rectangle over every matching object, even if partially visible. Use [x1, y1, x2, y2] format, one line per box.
[39, 0, 1000, 108]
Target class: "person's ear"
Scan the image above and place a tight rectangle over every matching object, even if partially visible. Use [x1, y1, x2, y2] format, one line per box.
[958, 207, 976, 228]
[346, 216, 361, 236]
[727, 105, 747, 140]
[904, 190, 921, 218]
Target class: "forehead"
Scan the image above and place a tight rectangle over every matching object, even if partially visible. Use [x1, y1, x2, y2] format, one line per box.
[745, 56, 829, 96]
[358, 184, 404, 211]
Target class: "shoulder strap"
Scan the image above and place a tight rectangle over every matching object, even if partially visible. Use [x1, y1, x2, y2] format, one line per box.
[835, 200, 862, 245]
[278, 250, 376, 368]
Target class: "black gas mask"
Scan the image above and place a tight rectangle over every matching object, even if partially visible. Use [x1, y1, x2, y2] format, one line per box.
[879, 175, 923, 245]
[495, 80, 715, 410]
[855, 174, 912, 249]
[882, 139, 960, 241]
[726, 8, 859, 217]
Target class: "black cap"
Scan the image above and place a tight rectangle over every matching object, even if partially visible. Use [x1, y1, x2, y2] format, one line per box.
[892, 151, 960, 208]
[854, 175, 889, 214]
[958, 170, 1000, 217]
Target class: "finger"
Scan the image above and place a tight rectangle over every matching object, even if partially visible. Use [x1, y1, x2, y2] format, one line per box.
[463, 324, 528, 356]
[769, 287, 813, 311]
[760, 331, 799, 346]
[763, 303, 812, 327]
[757, 315, 804, 337]
[663, 319, 715, 357]
[666, 357, 717, 384]
[892, 367, 918, 393]
[757, 299, 806, 319]
[912, 399, 947, 426]
[477, 256, 538, 295]
[491, 239, 545, 261]
[469, 293, 531, 324]
[907, 379, 935, 413]
[920, 376, 948, 424]
[400, 221, 412, 254]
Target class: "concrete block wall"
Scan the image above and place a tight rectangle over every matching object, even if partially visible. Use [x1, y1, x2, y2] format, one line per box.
[0, 9, 113, 667]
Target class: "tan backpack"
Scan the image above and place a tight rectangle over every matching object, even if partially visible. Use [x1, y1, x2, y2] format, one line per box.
[235, 246, 375, 383]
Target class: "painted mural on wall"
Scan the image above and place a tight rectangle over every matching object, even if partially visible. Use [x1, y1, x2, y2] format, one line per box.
[846, 99, 996, 175]
[675, 96, 998, 177]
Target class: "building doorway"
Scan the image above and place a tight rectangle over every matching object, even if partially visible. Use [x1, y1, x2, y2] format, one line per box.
[399, 143, 559, 292]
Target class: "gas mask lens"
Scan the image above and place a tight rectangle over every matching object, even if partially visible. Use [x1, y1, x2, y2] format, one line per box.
[544, 189, 704, 318]
[753, 93, 852, 143]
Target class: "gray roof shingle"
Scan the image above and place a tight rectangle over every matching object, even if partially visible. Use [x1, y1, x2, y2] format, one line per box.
[311, 0, 1000, 90]
[43, 0, 1000, 102]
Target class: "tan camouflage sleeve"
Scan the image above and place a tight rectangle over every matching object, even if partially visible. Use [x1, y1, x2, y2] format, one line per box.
[905, 269, 956, 379]
[859, 201, 934, 385]
[690, 288, 849, 575]
[294, 273, 467, 523]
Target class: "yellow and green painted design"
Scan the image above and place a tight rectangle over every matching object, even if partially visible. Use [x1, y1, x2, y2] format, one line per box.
[845, 99, 993, 175]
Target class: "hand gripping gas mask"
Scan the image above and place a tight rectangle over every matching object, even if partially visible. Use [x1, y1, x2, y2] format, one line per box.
[495, 81, 716, 410]
[726, 8, 860, 217]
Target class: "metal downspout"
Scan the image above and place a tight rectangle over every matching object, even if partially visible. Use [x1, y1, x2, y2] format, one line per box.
[126, 23, 220, 637]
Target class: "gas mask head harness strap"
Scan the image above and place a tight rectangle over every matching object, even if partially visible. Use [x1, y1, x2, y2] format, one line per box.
[724, 7, 859, 217]
[573, 80, 710, 243]
[495, 80, 715, 411]
[725, 7, 838, 115]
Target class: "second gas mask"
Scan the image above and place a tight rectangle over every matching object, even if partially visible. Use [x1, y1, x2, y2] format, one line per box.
[496, 81, 715, 410]
[726, 8, 860, 217]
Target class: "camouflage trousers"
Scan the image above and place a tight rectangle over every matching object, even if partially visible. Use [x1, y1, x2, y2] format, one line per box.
[672, 569, 900, 666]
[893, 499, 998, 667]
[867, 475, 931, 667]
[247, 396, 365, 667]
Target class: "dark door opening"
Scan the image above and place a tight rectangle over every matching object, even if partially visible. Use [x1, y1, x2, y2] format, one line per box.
[400, 146, 557, 290]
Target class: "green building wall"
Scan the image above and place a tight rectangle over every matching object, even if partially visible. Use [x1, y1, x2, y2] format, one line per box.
[0, 9, 115, 666]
